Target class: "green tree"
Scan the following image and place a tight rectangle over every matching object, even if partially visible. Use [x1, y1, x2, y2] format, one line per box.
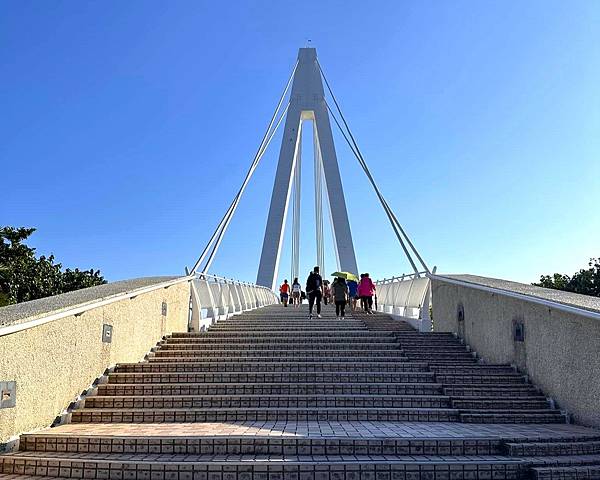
[0, 226, 106, 307]
[533, 257, 600, 297]
[535, 273, 571, 291]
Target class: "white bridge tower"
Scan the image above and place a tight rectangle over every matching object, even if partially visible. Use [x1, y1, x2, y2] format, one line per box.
[256, 48, 358, 289]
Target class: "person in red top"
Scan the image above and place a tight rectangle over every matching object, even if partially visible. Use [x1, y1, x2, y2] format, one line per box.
[279, 279, 290, 307]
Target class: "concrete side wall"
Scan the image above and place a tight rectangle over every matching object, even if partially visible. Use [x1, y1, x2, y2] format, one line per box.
[432, 279, 600, 427]
[0, 282, 190, 444]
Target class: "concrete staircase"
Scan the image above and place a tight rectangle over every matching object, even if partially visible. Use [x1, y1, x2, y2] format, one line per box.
[1, 306, 600, 479]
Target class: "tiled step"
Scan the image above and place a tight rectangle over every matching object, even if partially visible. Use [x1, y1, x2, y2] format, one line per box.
[184, 331, 386, 338]
[114, 361, 430, 373]
[207, 326, 369, 332]
[0, 452, 526, 480]
[71, 406, 460, 422]
[395, 334, 457, 338]
[19, 433, 504, 455]
[107, 371, 437, 384]
[83, 394, 452, 409]
[404, 352, 475, 359]
[430, 365, 516, 373]
[401, 346, 469, 352]
[152, 349, 405, 358]
[452, 397, 551, 410]
[157, 342, 401, 350]
[443, 384, 540, 397]
[522, 455, 600, 480]
[531, 464, 600, 479]
[209, 321, 366, 327]
[395, 337, 462, 342]
[208, 322, 367, 327]
[460, 412, 566, 424]
[426, 361, 485, 366]
[97, 382, 445, 396]
[162, 336, 398, 344]
[436, 374, 527, 384]
[506, 441, 600, 456]
[147, 355, 410, 363]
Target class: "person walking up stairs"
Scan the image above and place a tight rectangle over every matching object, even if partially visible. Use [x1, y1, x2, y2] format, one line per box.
[305, 266, 323, 319]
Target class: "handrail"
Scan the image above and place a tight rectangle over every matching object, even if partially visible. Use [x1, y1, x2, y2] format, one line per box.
[428, 274, 600, 321]
[374, 270, 429, 284]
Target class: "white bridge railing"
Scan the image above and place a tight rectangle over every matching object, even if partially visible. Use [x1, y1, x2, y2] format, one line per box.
[189, 273, 279, 331]
[374, 267, 436, 332]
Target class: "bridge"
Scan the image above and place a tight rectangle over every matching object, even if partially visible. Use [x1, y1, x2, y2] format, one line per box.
[1, 48, 599, 480]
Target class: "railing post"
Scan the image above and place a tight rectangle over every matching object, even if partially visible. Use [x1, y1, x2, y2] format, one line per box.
[419, 279, 432, 332]
[207, 278, 219, 323]
[189, 280, 202, 332]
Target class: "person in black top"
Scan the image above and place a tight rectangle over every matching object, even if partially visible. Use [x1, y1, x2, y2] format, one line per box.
[305, 266, 323, 319]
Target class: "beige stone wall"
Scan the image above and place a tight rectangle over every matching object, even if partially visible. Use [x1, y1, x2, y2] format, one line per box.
[0, 281, 190, 444]
[432, 279, 600, 427]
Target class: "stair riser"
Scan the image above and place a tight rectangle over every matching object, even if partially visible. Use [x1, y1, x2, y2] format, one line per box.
[71, 409, 460, 423]
[208, 322, 367, 327]
[0, 458, 526, 480]
[147, 356, 410, 363]
[453, 400, 550, 410]
[97, 384, 445, 396]
[83, 397, 452, 409]
[158, 344, 401, 350]
[532, 466, 600, 480]
[401, 348, 469, 353]
[107, 372, 436, 384]
[20, 436, 504, 455]
[461, 413, 566, 424]
[506, 441, 600, 456]
[444, 387, 539, 397]
[404, 354, 475, 359]
[152, 350, 405, 357]
[115, 364, 430, 373]
[437, 376, 526, 384]
[431, 368, 516, 374]
[183, 332, 387, 338]
[163, 338, 398, 345]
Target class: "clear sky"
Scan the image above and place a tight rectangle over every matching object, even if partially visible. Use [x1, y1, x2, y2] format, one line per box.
[2, 1, 599, 286]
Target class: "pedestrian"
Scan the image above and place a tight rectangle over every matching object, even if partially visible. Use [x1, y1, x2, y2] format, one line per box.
[323, 280, 331, 305]
[358, 273, 376, 314]
[305, 266, 323, 319]
[357, 274, 366, 311]
[332, 276, 349, 319]
[291, 277, 302, 307]
[347, 277, 358, 311]
[279, 279, 290, 307]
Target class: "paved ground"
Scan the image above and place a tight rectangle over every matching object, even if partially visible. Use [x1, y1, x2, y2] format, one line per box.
[33, 421, 600, 440]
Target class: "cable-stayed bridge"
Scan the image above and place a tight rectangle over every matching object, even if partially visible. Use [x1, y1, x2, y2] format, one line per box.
[1, 48, 600, 480]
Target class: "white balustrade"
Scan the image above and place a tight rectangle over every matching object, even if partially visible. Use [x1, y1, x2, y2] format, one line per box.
[189, 273, 279, 332]
[374, 269, 435, 332]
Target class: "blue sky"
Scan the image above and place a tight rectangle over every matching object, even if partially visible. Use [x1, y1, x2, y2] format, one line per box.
[2, 1, 599, 286]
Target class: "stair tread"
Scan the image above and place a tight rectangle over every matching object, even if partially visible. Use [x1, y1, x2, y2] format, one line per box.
[88, 394, 451, 399]
[76, 407, 460, 412]
[1, 451, 525, 463]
